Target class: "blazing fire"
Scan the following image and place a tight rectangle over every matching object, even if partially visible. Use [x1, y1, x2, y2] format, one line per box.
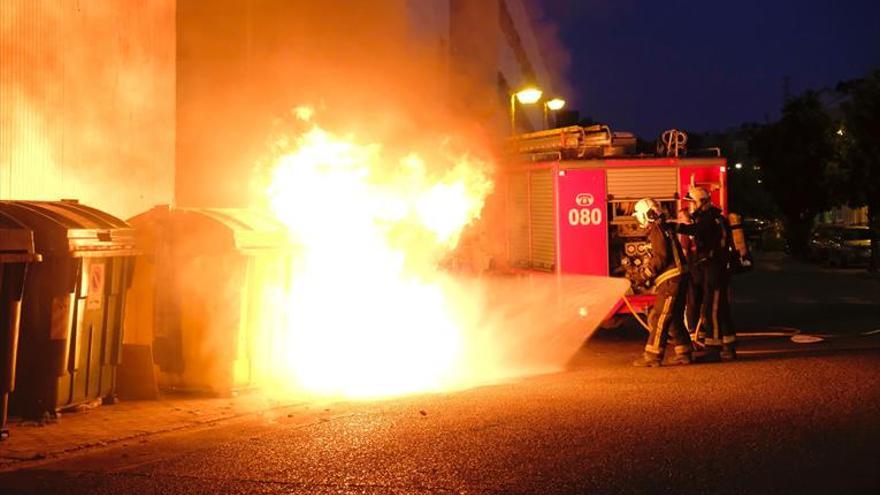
[262, 108, 494, 398]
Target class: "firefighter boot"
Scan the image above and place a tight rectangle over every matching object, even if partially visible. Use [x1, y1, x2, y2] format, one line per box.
[632, 352, 663, 368]
[669, 352, 693, 366]
[721, 344, 737, 361]
[695, 347, 722, 363]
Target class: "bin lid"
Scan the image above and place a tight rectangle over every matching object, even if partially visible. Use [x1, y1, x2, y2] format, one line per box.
[194, 208, 291, 251]
[129, 206, 291, 254]
[0, 200, 137, 258]
[0, 210, 41, 263]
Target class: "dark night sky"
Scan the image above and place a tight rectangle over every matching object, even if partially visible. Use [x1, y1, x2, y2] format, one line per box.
[537, 0, 880, 138]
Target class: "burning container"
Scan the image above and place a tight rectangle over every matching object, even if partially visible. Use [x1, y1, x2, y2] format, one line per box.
[127, 206, 291, 396]
[1, 200, 137, 420]
[0, 211, 40, 439]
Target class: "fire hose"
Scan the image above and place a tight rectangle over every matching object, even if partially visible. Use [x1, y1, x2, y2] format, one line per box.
[621, 293, 705, 347]
[619, 294, 880, 344]
[620, 294, 652, 332]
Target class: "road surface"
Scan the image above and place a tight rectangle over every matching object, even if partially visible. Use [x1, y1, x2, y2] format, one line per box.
[2, 253, 879, 494]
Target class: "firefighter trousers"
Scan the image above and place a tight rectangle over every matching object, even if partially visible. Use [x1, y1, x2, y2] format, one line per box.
[644, 276, 692, 357]
[687, 261, 736, 348]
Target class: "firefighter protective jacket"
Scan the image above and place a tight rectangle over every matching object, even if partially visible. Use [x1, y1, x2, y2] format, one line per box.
[678, 205, 727, 264]
[645, 219, 687, 287]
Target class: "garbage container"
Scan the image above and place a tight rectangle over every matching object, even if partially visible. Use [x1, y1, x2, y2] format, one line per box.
[0, 211, 40, 439]
[1, 200, 137, 420]
[127, 206, 291, 396]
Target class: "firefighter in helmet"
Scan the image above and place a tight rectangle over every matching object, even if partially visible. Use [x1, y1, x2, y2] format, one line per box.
[630, 198, 694, 367]
[678, 186, 736, 361]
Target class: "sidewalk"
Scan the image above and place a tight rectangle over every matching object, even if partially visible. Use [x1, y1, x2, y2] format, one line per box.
[0, 393, 302, 470]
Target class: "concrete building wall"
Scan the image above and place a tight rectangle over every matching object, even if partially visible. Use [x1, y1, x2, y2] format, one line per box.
[0, 1, 176, 219]
[174, 0, 251, 208]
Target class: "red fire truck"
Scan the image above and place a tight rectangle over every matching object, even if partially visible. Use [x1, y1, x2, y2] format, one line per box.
[499, 125, 728, 324]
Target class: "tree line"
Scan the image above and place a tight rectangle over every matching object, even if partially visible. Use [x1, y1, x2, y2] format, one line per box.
[703, 70, 879, 271]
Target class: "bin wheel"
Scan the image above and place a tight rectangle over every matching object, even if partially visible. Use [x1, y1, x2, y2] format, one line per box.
[1, 428, 9, 441]
[102, 394, 119, 405]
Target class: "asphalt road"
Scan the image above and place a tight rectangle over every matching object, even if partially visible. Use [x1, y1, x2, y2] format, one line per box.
[2, 253, 879, 494]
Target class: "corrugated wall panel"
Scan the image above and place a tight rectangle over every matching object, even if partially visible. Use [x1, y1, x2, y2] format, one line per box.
[529, 169, 555, 271]
[0, 1, 175, 219]
[607, 167, 678, 200]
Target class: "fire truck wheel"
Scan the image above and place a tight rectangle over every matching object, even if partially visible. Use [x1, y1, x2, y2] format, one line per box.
[599, 315, 627, 330]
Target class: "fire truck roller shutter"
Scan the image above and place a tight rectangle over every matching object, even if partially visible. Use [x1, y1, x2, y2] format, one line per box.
[507, 172, 530, 268]
[529, 170, 556, 272]
[505, 170, 557, 272]
[607, 168, 678, 200]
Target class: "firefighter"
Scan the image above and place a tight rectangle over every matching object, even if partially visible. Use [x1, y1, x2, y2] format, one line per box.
[678, 186, 736, 361]
[677, 207, 695, 252]
[630, 198, 693, 367]
[678, 206, 704, 342]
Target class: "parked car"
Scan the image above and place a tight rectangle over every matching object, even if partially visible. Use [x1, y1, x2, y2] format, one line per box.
[809, 224, 874, 266]
[742, 217, 769, 250]
[808, 224, 839, 261]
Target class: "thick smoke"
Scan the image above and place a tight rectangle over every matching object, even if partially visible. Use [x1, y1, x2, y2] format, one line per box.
[176, 0, 501, 209]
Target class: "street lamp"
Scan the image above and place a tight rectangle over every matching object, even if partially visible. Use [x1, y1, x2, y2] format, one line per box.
[510, 87, 543, 134]
[546, 98, 566, 111]
[543, 98, 566, 129]
[516, 87, 543, 104]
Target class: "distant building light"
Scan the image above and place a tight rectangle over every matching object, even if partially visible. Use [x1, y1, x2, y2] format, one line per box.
[735, 162, 743, 170]
[757, 179, 763, 184]
[836, 127, 845, 136]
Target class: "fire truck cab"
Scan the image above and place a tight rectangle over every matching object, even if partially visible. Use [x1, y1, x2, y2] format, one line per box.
[500, 125, 728, 322]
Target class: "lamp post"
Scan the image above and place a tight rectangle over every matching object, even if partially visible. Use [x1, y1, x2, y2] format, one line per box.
[543, 98, 566, 129]
[510, 87, 542, 135]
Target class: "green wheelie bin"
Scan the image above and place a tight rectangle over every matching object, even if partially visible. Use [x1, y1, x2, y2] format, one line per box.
[1, 200, 137, 420]
[127, 206, 291, 397]
[0, 211, 40, 439]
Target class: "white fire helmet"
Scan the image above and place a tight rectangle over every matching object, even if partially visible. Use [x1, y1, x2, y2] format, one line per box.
[688, 185, 711, 205]
[633, 198, 662, 228]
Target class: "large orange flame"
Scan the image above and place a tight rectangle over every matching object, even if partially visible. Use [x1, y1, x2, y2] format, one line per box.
[263, 108, 494, 398]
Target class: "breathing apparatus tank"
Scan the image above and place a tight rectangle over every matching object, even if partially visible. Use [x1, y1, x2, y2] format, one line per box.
[727, 213, 753, 273]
